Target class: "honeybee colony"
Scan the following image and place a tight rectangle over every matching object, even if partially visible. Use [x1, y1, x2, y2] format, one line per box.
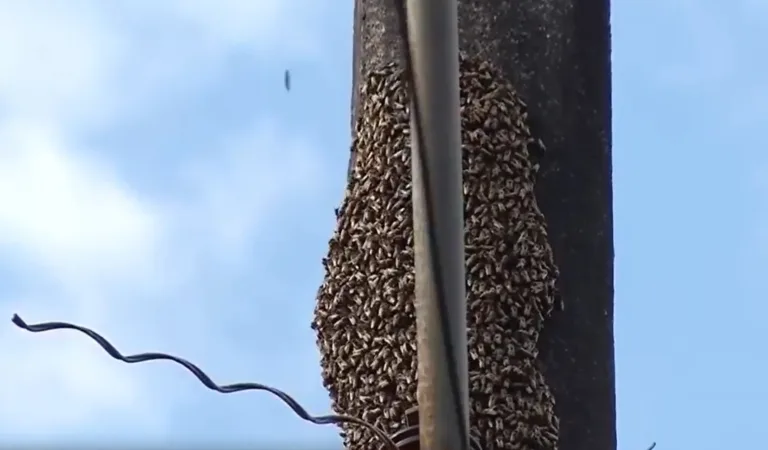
[313, 56, 560, 450]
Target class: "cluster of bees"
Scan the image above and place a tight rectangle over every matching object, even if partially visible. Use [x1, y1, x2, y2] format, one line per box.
[312, 56, 561, 450]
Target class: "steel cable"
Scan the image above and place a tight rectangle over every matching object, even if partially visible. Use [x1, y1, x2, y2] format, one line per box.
[11, 314, 398, 450]
[390, 1, 471, 450]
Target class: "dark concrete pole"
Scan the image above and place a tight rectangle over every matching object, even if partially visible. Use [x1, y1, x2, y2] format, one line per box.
[349, 1, 615, 450]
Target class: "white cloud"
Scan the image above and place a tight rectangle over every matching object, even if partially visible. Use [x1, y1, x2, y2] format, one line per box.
[172, 120, 324, 262]
[0, 115, 322, 438]
[0, 116, 165, 435]
[0, 0, 325, 130]
[0, 120, 162, 290]
[0, 1, 125, 128]
[0, 0, 326, 440]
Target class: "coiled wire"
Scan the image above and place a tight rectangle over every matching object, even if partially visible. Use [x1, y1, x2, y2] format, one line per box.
[11, 314, 398, 450]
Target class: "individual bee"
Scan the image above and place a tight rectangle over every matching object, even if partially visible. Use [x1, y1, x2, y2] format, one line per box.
[284, 69, 291, 91]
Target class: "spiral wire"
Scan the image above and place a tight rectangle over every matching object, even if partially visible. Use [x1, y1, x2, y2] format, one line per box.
[11, 314, 398, 450]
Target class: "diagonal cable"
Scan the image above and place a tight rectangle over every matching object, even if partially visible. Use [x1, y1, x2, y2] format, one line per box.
[11, 314, 398, 450]
[389, 2, 471, 450]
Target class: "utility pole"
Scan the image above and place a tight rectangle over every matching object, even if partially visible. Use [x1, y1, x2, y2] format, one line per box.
[319, 0, 613, 449]
[406, 0, 469, 450]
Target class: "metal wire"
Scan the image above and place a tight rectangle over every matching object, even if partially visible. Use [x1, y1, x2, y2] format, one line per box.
[11, 314, 398, 450]
[390, 1, 471, 450]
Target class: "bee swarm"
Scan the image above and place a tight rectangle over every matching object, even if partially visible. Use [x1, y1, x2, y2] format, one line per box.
[312, 56, 560, 450]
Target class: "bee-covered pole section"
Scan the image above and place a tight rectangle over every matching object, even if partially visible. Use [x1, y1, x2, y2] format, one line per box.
[317, 0, 612, 449]
[405, 0, 469, 449]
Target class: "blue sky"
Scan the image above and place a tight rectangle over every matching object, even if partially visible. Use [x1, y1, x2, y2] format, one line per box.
[0, 0, 764, 449]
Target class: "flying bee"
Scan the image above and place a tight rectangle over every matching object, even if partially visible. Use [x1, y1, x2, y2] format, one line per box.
[284, 69, 291, 91]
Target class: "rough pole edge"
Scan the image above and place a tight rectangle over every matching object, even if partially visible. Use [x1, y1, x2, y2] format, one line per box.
[348, 0, 363, 183]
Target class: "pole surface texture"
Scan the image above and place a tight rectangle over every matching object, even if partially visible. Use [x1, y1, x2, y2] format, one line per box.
[406, 0, 469, 449]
